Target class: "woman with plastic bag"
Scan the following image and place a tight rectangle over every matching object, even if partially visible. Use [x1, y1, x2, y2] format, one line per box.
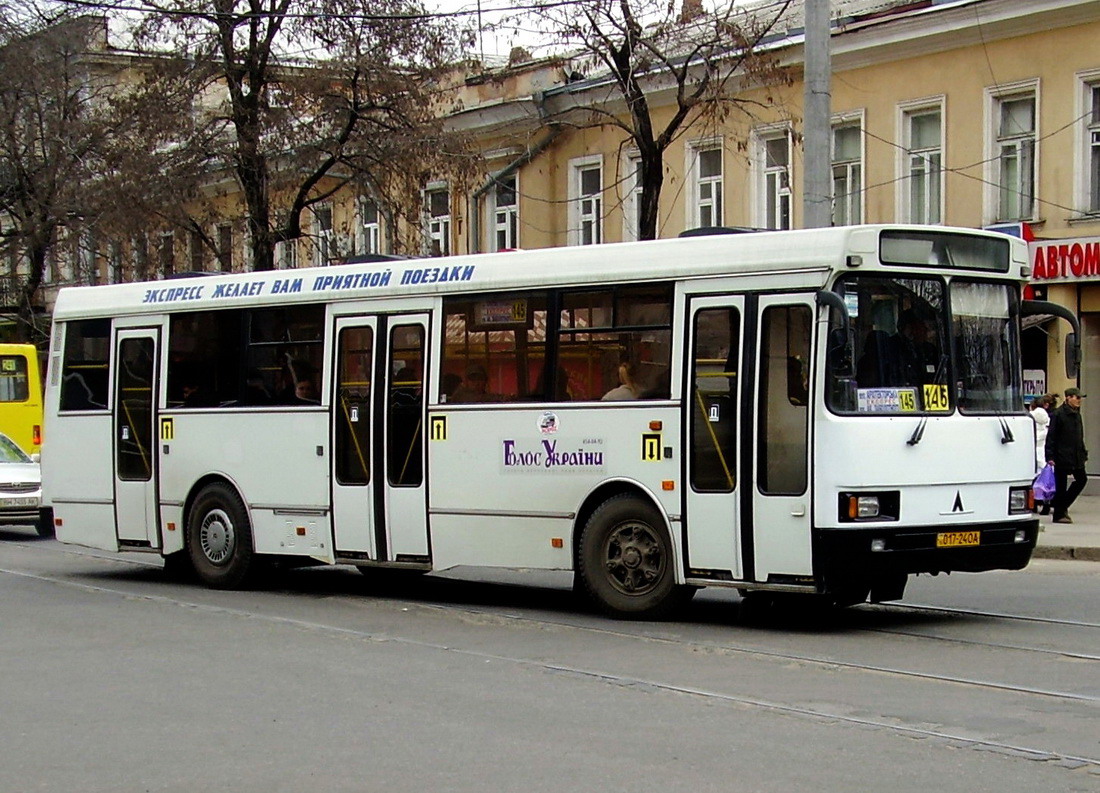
[1030, 395, 1054, 514]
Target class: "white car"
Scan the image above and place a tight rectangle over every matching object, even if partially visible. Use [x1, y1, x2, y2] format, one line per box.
[0, 431, 45, 536]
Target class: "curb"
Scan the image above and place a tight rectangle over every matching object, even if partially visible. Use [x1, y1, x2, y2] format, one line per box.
[1032, 545, 1100, 562]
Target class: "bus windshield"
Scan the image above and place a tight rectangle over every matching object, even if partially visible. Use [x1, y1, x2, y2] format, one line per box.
[827, 276, 1021, 415]
[827, 275, 948, 414]
[951, 280, 1022, 414]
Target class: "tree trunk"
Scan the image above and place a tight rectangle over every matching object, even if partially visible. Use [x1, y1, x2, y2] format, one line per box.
[636, 147, 664, 241]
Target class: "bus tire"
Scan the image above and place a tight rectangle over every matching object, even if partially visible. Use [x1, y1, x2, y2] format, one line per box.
[186, 483, 255, 589]
[578, 494, 685, 619]
[35, 507, 55, 538]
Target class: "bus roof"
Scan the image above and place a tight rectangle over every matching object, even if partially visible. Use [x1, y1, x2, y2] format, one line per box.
[51, 225, 1027, 321]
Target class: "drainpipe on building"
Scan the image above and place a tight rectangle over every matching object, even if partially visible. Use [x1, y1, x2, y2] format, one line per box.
[470, 118, 562, 254]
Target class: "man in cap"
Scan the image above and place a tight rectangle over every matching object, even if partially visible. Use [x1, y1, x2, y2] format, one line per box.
[1045, 387, 1089, 523]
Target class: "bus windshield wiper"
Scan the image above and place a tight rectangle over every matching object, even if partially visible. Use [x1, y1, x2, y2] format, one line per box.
[907, 417, 927, 446]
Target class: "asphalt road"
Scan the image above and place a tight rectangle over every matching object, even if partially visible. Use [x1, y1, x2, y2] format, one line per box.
[1, 526, 1098, 793]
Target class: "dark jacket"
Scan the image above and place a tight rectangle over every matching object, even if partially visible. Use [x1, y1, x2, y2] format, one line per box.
[1045, 403, 1088, 469]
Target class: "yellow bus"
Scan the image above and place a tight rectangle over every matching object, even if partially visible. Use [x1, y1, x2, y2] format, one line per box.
[0, 343, 44, 456]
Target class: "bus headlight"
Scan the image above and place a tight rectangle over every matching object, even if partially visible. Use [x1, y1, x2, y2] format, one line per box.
[1008, 487, 1032, 514]
[838, 491, 900, 522]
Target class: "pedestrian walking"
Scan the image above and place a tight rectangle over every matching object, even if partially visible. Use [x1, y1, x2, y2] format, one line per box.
[1045, 387, 1089, 524]
[1030, 394, 1054, 514]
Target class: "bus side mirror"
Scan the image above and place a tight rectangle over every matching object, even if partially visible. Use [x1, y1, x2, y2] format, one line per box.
[816, 290, 855, 379]
[1022, 299, 1081, 381]
[1066, 332, 1081, 379]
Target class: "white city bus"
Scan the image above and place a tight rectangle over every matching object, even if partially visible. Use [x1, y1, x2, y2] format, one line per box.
[41, 225, 1068, 618]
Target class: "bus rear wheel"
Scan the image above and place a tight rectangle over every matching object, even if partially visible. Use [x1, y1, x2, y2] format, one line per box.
[578, 495, 688, 619]
[187, 483, 255, 589]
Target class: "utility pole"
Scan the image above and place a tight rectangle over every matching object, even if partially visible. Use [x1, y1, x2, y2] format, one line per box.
[803, 0, 832, 228]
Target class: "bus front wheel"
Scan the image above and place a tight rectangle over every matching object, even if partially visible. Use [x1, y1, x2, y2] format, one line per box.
[187, 483, 255, 589]
[578, 495, 688, 619]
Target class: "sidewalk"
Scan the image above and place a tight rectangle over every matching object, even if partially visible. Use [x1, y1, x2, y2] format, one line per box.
[1033, 477, 1100, 562]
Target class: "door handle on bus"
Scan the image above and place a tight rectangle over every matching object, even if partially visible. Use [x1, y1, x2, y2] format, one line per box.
[791, 503, 806, 517]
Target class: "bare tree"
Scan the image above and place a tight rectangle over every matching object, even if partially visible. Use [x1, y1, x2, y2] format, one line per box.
[126, 0, 473, 270]
[0, 14, 176, 341]
[524, 0, 793, 240]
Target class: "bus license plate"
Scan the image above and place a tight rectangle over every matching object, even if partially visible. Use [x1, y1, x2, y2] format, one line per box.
[0, 496, 37, 508]
[936, 531, 980, 548]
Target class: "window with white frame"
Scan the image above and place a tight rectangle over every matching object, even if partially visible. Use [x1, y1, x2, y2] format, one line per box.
[493, 175, 518, 251]
[832, 123, 863, 225]
[755, 129, 791, 230]
[277, 238, 298, 270]
[359, 199, 380, 255]
[569, 157, 603, 245]
[691, 145, 724, 228]
[993, 93, 1036, 221]
[1087, 83, 1100, 214]
[108, 241, 123, 284]
[903, 107, 942, 224]
[426, 186, 451, 256]
[622, 153, 643, 241]
[313, 205, 334, 266]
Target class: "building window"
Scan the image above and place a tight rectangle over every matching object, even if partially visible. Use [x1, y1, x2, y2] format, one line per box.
[1088, 84, 1100, 214]
[189, 229, 205, 273]
[426, 187, 450, 256]
[158, 232, 175, 277]
[493, 176, 518, 251]
[993, 93, 1036, 221]
[903, 108, 942, 224]
[569, 157, 603, 246]
[132, 235, 149, 281]
[756, 129, 791, 230]
[108, 240, 123, 284]
[622, 154, 643, 242]
[277, 239, 297, 270]
[832, 123, 862, 226]
[359, 199, 380, 255]
[314, 205, 334, 266]
[217, 224, 233, 272]
[689, 144, 723, 228]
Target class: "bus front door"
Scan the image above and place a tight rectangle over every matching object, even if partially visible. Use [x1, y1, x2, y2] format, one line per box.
[750, 295, 814, 583]
[684, 297, 745, 579]
[332, 314, 430, 564]
[112, 329, 160, 548]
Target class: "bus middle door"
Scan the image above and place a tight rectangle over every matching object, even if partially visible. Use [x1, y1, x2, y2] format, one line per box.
[112, 327, 160, 549]
[331, 314, 429, 564]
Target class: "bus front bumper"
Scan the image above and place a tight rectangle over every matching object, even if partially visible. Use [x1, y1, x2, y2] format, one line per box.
[816, 519, 1039, 577]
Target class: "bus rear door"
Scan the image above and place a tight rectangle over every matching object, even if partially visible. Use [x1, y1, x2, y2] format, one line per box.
[112, 327, 161, 549]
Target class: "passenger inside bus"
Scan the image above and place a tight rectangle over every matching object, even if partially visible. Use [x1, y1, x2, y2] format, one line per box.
[602, 360, 640, 400]
[282, 359, 319, 405]
[451, 364, 502, 403]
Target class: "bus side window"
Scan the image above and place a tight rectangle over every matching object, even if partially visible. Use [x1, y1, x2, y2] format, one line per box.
[690, 308, 739, 492]
[60, 319, 110, 411]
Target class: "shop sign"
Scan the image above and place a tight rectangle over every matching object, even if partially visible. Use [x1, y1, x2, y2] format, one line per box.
[1029, 237, 1100, 283]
